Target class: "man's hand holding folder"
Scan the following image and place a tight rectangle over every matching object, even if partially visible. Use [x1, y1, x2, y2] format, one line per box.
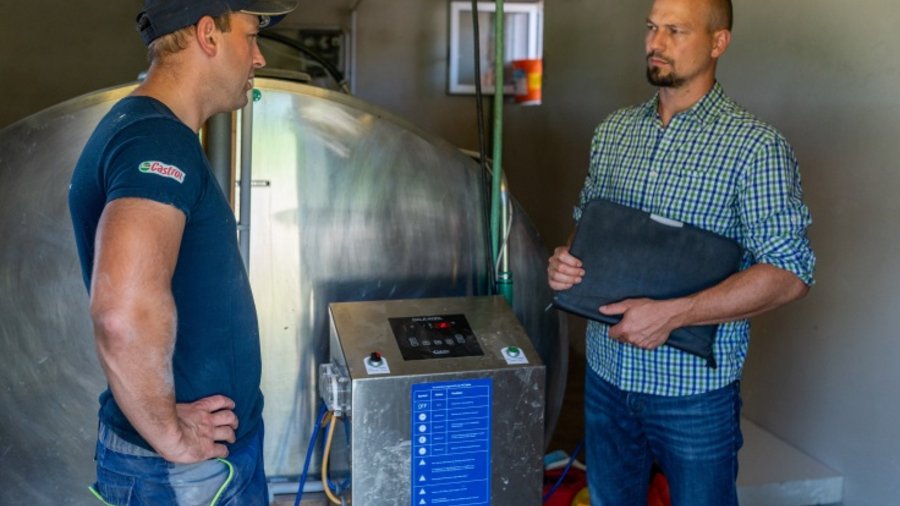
[549, 199, 745, 368]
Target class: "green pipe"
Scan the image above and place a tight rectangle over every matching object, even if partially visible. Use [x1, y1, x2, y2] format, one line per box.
[497, 176, 514, 304]
[489, 0, 504, 263]
[490, 0, 513, 305]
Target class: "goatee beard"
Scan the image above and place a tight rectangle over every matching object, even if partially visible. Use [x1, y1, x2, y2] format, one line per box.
[646, 66, 684, 88]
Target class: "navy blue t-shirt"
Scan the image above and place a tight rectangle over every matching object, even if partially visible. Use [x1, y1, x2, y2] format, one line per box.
[68, 96, 263, 451]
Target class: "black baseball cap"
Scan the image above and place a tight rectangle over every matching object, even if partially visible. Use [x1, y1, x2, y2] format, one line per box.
[137, 0, 300, 45]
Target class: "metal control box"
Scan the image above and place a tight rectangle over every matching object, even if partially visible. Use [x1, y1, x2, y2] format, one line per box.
[325, 296, 545, 505]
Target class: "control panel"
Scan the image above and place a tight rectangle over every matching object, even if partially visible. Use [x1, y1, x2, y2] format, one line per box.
[388, 314, 485, 360]
[325, 296, 545, 505]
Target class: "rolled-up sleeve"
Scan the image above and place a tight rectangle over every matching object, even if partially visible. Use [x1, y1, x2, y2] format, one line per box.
[738, 133, 816, 285]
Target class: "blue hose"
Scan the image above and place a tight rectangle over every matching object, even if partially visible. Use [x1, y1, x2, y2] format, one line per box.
[542, 439, 585, 503]
[294, 403, 329, 506]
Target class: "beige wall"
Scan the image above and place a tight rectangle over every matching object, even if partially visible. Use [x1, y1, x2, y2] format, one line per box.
[6, 0, 900, 503]
[720, 2, 900, 503]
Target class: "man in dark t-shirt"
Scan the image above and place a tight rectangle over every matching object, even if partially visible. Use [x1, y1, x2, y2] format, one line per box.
[68, 1, 297, 504]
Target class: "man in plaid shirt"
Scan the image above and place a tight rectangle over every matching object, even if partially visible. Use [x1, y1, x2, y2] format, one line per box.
[547, 0, 815, 503]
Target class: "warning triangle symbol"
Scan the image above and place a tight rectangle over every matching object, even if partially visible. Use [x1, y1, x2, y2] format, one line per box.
[420, 459, 426, 466]
[419, 475, 426, 482]
[419, 500, 426, 505]
[420, 489, 426, 495]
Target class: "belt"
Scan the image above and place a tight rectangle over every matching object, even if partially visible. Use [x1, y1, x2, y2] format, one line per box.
[98, 423, 159, 458]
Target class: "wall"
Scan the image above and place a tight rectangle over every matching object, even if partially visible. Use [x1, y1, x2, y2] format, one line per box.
[0, 0, 147, 129]
[349, 0, 487, 152]
[723, 2, 900, 503]
[5, 0, 900, 503]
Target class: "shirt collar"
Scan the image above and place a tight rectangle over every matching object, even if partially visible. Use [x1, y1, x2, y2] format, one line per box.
[641, 81, 728, 128]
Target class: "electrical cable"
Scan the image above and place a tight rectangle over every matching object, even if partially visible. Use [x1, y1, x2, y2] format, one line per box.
[330, 421, 352, 494]
[494, 196, 514, 276]
[470, 0, 496, 296]
[321, 412, 345, 505]
[542, 438, 585, 503]
[488, 0, 506, 296]
[259, 31, 352, 94]
[293, 403, 330, 506]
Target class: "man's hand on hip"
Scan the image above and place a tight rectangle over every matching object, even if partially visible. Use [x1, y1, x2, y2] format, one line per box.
[158, 394, 239, 464]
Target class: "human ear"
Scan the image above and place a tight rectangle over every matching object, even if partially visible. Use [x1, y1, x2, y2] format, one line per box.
[195, 16, 218, 56]
[711, 28, 731, 58]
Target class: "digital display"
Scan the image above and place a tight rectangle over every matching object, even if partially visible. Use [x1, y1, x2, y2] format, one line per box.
[388, 314, 484, 360]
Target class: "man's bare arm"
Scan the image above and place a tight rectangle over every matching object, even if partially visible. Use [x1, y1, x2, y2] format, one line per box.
[90, 197, 238, 463]
[601, 263, 809, 350]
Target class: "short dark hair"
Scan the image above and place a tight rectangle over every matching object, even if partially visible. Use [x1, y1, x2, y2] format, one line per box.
[709, 0, 733, 31]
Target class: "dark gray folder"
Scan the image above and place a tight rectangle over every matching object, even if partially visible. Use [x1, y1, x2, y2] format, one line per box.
[552, 199, 742, 368]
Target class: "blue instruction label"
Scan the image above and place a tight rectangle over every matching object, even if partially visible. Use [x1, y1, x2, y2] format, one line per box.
[411, 378, 492, 505]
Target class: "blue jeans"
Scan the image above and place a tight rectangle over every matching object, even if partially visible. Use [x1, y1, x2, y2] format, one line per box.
[90, 423, 268, 505]
[584, 368, 743, 506]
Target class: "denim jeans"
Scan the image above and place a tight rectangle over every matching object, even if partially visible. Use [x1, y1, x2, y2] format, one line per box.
[584, 368, 743, 506]
[89, 422, 268, 506]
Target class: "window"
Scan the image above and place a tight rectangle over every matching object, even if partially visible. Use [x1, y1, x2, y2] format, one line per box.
[448, 1, 543, 95]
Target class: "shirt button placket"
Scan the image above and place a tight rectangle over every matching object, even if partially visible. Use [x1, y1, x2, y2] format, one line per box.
[648, 124, 671, 210]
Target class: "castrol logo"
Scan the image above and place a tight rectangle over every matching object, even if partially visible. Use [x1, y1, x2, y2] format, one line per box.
[139, 161, 185, 183]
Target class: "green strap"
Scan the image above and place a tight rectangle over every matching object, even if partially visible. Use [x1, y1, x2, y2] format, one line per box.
[88, 458, 235, 506]
[87, 485, 116, 506]
[209, 458, 235, 506]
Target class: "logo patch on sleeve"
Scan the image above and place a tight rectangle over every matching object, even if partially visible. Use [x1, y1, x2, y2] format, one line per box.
[139, 161, 186, 183]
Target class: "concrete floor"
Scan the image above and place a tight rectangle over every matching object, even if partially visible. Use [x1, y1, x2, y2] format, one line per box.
[271, 492, 332, 505]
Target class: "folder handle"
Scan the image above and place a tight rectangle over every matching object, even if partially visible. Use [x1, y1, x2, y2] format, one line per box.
[650, 214, 684, 228]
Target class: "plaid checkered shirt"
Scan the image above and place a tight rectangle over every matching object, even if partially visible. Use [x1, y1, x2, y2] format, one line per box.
[574, 82, 815, 396]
